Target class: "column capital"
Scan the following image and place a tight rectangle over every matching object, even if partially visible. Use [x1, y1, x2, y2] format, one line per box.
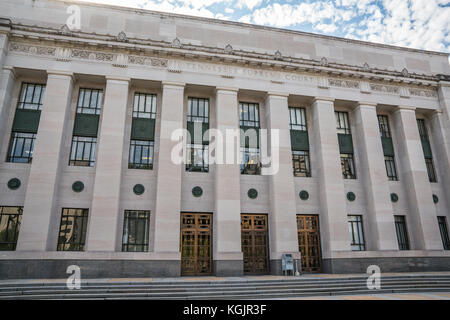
[47, 70, 74, 80]
[216, 86, 238, 93]
[105, 75, 131, 83]
[2, 65, 16, 78]
[312, 96, 335, 104]
[356, 101, 377, 108]
[394, 105, 416, 113]
[162, 81, 185, 88]
[265, 91, 289, 99]
[438, 80, 450, 88]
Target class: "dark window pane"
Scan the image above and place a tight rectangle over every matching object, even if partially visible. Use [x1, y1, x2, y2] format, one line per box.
[438, 216, 450, 250]
[128, 140, 154, 169]
[341, 153, 356, 179]
[122, 210, 150, 252]
[394, 215, 410, 250]
[133, 93, 157, 119]
[186, 144, 209, 172]
[69, 136, 97, 166]
[76, 88, 102, 115]
[348, 215, 365, 251]
[385, 156, 398, 181]
[57, 208, 89, 251]
[292, 150, 311, 177]
[0, 206, 23, 251]
[240, 147, 261, 175]
[17, 83, 45, 110]
[7, 132, 36, 163]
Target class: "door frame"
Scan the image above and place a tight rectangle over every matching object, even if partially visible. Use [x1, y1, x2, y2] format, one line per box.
[180, 212, 213, 276]
[240, 213, 270, 275]
[296, 214, 323, 273]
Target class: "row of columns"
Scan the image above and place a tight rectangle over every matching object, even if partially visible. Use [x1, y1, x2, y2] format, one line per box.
[1, 69, 447, 261]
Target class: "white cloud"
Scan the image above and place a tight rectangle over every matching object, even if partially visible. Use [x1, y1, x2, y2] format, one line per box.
[237, 0, 263, 10]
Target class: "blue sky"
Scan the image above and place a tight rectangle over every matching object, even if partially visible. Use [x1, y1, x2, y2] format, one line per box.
[76, 0, 450, 54]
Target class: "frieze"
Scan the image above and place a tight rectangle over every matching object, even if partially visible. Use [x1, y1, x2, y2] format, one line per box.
[369, 83, 400, 94]
[409, 88, 438, 98]
[328, 78, 360, 89]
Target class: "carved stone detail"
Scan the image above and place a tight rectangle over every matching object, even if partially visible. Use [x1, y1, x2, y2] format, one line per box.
[409, 88, 438, 98]
[274, 50, 282, 60]
[401, 68, 409, 77]
[328, 78, 360, 89]
[225, 44, 233, 53]
[172, 37, 181, 47]
[113, 54, 128, 68]
[60, 24, 72, 35]
[117, 31, 127, 42]
[320, 57, 328, 66]
[370, 83, 400, 94]
[55, 47, 72, 62]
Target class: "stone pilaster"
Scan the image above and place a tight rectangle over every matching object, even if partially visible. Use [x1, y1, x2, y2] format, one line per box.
[311, 98, 350, 257]
[353, 103, 398, 250]
[0, 23, 10, 70]
[0, 67, 15, 149]
[392, 107, 442, 250]
[16, 71, 74, 251]
[213, 87, 243, 276]
[265, 93, 300, 273]
[152, 82, 184, 255]
[87, 77, 130, 251]
[433, 82, 450, 211]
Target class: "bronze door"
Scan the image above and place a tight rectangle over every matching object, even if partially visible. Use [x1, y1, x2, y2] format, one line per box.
[241, 214, 269, 274]
[180, 213, 212, 276]
[296, 215, 322, 272]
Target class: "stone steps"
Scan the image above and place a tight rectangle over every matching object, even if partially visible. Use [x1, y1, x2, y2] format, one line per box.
[1, 275, 449, 300]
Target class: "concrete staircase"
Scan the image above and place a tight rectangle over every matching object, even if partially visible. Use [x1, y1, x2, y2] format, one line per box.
[1, 274, 450, 299]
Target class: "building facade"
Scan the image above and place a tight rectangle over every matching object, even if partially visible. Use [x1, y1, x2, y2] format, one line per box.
[0, 0, 450, 279]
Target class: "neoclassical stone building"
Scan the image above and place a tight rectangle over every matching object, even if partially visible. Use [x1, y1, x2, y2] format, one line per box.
[0, 0, 449, 279]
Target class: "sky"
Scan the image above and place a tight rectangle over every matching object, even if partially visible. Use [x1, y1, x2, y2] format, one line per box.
[75, 0, 450, 55]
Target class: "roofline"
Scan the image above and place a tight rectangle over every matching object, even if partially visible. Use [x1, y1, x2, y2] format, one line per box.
[47, 0, 449, 57]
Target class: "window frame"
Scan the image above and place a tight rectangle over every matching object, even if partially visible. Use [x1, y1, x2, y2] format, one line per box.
[335, 111, 351, 135]
[187, 97, 209, 123]
[69, 136, 97, 167]
[76, 88, 103, 115]
[133, 93, 157, 119]
[341, 153, 356, 179]
[384, 155, 398, 181]
[17, 83, 46, 111]
[377, 115, 391, 138]
[348, 215, 366, 251]
[292, 150, 311, 177]
[186, 144, 209, 173]
[289, 107, 307, 131]
[57, 208, 89, 252]
[129, 139, 154, 170]
[0, 206, 23, 251]
[239, 102, 260, 128]
[7, 132, 36, 163]
[438, 216, 450, 250]
[394, 215, 410, 250]
[122, 210, 150, 252]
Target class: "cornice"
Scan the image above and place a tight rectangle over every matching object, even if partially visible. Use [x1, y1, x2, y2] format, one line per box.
[6, 21, 447, 88]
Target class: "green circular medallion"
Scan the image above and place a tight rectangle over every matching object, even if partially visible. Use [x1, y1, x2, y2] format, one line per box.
[347, 192, 356, 202]
[133, 184, 145, 195]
[192, 186, 203, 197]
[72, 181, 84, 193]
[299, 190, 309, 201]
[7, 178, 21, 190]
[390, 193, 399, 203]
[248, 188, 258, 199]
[433, 194, 439, 204]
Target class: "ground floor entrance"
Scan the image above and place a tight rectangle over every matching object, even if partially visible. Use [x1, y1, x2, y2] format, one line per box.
[180, 212, 212, 276]
[241, 214, 269, 274]
[296, 214, 322, 272]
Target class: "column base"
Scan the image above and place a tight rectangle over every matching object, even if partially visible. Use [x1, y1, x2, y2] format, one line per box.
[213, 260, 244, 276]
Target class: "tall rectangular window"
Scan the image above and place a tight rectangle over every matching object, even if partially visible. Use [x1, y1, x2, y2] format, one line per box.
[417, 119, 437, 183]
[0, 206, 23, 251]
[57, 208, 89, 251]
[394, 215, 410, 250]
[289, 107, 311, 177]
[438, 216, 450, 250]
[336, 111, 356, 179]
[69, 88, 102, 167]
[129, 93, 157, 170]
[122, 210, 150, 252]
[186, 97, 209, 172]
[348, 215, 365, 251]
[240, 102, 260, 175]
[7, 132, 36, 163]
[378, 115, 398, 181]
[384, 156, 398, 181]
[7, 83, 45, 163]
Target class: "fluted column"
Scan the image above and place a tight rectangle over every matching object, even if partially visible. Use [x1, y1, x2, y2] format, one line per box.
[153, 82, 184, 255]
[17, 71, 74, 251]
[213, 87, 243, 276]
[353, 103, 398, 250]
[311, 98, 350, 259]
[265, 93, 300, 273]
[392, 106, 442, 250]
[87, 77, 130, 251]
